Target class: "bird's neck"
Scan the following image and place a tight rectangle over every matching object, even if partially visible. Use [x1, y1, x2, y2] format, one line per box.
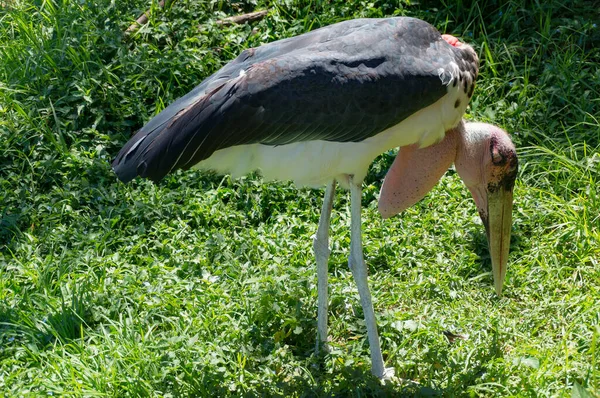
[378, 124, 460, 218]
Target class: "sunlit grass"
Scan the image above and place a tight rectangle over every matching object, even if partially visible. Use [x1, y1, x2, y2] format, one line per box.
[1, 0, 599, 396]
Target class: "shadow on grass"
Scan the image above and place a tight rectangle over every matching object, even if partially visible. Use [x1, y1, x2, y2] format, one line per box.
[173, 308, 507, 396]
[276, 365, 432, 397]
[176, 333, 506, 397]
[459, 224, 523, 281]
[178, 359, 442, 397]
[291, 328, 503, 396]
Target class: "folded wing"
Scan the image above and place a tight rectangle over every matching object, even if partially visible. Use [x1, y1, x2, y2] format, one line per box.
[112, 17, 475, 183]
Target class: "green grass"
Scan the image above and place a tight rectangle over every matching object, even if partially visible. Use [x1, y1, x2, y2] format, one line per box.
[1, 0, 599, 396]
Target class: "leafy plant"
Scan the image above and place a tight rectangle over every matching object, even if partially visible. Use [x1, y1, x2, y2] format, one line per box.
[1, 0, 598, 396]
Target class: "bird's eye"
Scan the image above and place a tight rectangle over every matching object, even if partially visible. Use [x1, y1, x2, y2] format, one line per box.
[491, 146, 504, 165]
[492, 148, 503, 164]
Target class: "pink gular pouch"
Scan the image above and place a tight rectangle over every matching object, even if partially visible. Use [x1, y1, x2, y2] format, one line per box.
[378, 121, 518, 296]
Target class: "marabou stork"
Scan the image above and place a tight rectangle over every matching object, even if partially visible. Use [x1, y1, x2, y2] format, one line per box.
[112, 17, 518, 379]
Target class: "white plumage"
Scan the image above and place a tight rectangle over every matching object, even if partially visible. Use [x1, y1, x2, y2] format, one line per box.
[196, 72, 468, 189]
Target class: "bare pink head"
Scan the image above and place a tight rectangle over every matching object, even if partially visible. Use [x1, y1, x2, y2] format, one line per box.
[379, 121, 518, 295]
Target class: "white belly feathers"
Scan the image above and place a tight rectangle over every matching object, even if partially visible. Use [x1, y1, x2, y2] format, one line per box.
[194, 75, 469, 189]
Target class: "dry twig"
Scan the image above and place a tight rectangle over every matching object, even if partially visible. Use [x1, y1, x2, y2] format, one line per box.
[125, 0, 168, 36]
[216, 10, 268, 26]
[125, 4, 268, 37]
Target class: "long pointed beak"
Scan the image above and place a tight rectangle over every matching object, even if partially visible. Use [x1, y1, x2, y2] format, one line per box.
[481, 186, 514, 296]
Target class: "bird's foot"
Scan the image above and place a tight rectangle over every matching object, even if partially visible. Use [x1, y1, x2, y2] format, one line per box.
[372, 367, 397, 384]
[376, 368, 423, 387]
[382, 367, 395, 379]
[380, 368, 396, 384]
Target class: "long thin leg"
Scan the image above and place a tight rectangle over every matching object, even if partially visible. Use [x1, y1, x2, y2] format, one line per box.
[348, 176, 392, 379]
[314, 179, 336, 353]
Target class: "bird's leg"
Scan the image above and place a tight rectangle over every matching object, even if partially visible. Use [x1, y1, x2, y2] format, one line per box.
[348, 176, 393, 380]
[314, 179, 336, 354]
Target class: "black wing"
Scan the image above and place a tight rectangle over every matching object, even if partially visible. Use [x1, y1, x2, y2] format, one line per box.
[113, 17, 477, 183]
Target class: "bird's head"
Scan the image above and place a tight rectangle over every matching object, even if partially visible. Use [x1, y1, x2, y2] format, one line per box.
[454, 122, 518, 295]
[378, 121, 518, 295]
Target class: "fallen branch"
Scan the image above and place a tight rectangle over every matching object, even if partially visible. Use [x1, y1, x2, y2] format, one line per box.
[125, 5, 267, 38]
[125, 0, 168, 36]
[216, 10, 268, 26]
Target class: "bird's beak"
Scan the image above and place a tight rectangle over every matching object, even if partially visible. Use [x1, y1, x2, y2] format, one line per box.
[479, 185, 514, 296]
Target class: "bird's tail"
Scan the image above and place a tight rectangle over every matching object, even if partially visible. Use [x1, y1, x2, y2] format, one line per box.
[111, 83, 226, 183]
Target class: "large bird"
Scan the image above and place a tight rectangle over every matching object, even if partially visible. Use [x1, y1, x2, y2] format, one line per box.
[112, 17, 518, 379]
